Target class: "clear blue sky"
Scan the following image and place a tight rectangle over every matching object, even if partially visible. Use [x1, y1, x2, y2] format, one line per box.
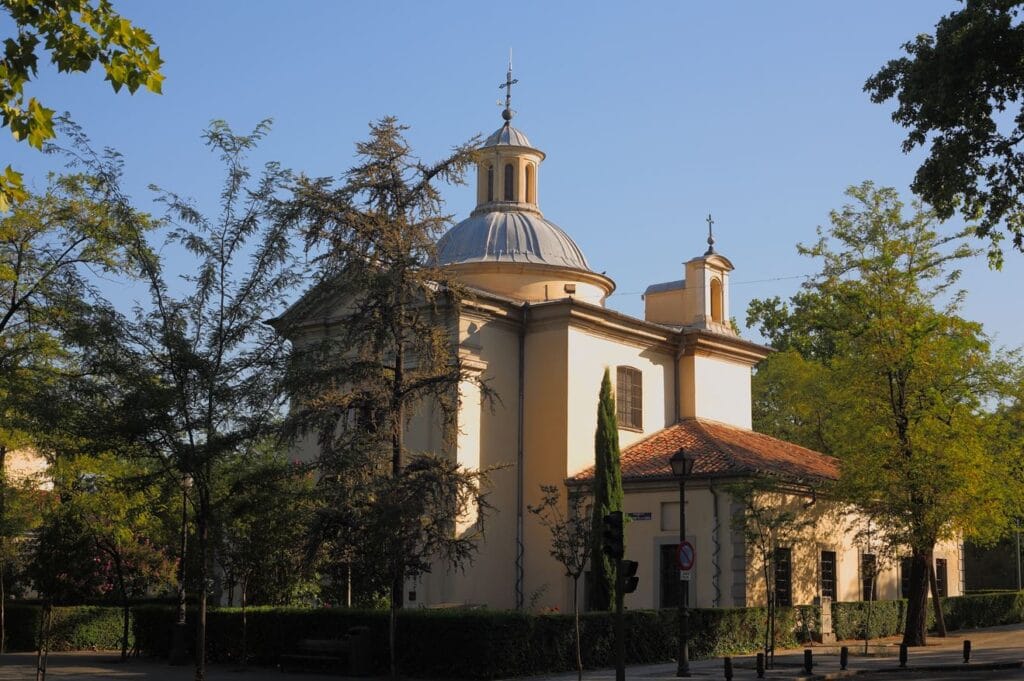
[4, 1, 1022, 349]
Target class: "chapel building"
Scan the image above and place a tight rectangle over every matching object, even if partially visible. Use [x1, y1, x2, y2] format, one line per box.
[278, 79, 965, 613]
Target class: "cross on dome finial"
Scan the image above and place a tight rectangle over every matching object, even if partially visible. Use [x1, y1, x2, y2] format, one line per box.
[705, 213, 717, 255]
[499, 50, 518, 123]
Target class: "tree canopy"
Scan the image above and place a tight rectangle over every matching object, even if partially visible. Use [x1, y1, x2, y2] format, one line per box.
[280, 117, 490, 680]
[748, 181, 1023, 645]
[0, 0, 163, 211]
[866, 0, 1024, 264]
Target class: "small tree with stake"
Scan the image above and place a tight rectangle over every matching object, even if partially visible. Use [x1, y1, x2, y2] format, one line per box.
[529, 485, 591, 681]
[730, 479, 815, 669]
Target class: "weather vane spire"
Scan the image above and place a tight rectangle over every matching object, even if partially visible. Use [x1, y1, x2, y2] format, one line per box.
[499, 49, 518, 123]
[705, 213, 716, 255]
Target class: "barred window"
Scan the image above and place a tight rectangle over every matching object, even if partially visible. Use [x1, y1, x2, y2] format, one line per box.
[861, 553, 877, 601]
[821, 550, 837, 601]
[774, 547, 792, 607]
[935, 558, 948, 597]
[616, 366, 642, 430]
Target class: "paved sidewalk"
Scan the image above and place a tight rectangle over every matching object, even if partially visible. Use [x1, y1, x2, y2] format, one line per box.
[0, 624, 1020, 680]
[509, 623, 1024, 680]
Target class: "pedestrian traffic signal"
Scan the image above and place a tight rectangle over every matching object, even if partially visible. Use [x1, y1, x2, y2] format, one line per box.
[621, 559, 639, 594]
[602, 511, 624, 559]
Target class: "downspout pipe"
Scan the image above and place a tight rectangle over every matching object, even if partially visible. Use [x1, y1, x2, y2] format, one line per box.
[710, 484, 722, 607]
[515, 302, 529, 610]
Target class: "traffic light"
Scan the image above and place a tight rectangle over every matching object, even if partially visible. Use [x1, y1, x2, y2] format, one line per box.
[602, 511, 624, 559]
[621, 559, 639, 594]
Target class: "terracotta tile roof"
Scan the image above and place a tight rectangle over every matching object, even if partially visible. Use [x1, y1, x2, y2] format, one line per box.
[572, 419, 839, 484]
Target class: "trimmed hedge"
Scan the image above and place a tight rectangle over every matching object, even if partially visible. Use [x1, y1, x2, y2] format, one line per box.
[3, 604, 128, 651]
[129, 604, 813, 677]
[5, 592, 1023, 678]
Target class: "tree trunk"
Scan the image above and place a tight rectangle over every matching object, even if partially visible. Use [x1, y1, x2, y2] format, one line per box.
[902, 548, 931, 647]
[240, 579, 248, 667]
[929, 561, 947, 637]
[114, 553, 129, 660]
[35, 601, 51, 681]
[388, 341, 404, 681]
[194, 486, 209, 681]
[389, 575, 399, 681]
[0, 446, 6, 655]
[573, 577, 582, 681]
[1, 548, 6, 655]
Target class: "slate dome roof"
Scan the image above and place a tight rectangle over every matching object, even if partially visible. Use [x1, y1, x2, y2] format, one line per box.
[437, 210, 591, 271]
[483, 123, 533, 148]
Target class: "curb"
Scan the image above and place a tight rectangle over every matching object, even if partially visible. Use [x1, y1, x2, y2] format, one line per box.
[781, 659, 1024, 680]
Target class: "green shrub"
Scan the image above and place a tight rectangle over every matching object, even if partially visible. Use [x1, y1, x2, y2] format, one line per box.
[942, 592, 1024, 629]
[3, 604, 128, 651]
[8, 592, 1024, 678]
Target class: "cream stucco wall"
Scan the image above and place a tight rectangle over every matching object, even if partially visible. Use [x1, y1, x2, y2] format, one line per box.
[446, 263, 613, 306]
[567, 483, 964, 613]
[678, 353, 753, 429]
[565, 327, 675, 474]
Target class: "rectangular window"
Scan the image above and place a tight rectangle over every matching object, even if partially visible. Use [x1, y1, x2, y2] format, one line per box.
[861, 553, 877, 601]
[901, 557, 913, 599]
[774, 547, 792, 607]
[935, 558, 948, 598]
[820, 550, 837, 601]
[616, 366, 642, 430]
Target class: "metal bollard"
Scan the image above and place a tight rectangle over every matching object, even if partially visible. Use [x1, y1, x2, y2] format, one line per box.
[963, 640, 971, 663]
[840, 645, 849, 670]
[756, 652, 765, 678]
[723, 656, 733, 680]
[803, 649, 813, 674]
[899, 643, 908, 668]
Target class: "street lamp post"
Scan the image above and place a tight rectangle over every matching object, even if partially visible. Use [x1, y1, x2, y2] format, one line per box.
[169, 473, 192, 665]
[670, 449, 696, 678]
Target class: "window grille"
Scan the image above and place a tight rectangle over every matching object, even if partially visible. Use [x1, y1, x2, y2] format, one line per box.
[616, 366, 642, 429]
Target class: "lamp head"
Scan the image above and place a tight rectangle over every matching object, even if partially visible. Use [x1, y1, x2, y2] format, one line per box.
[669, 449, 696, 477]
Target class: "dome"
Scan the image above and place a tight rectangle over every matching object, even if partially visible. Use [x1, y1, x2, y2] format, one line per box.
[437, 210, 591, 271]
[483, 123, 533, 149]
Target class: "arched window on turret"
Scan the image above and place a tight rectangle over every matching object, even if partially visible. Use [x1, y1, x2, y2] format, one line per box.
[525, 163, 534, 204]
[487, 165, 494, 202]
[710, 277, 724, 323]
[504, 163, 514, 201]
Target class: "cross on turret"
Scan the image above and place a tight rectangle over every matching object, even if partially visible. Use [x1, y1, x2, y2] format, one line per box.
[499, 53, 518, 122]
[705, 213, 716, 255]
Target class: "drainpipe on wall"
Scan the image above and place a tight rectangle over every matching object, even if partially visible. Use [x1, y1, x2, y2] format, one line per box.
[710, 484, 722, 607]
[515, 302, 529, 610]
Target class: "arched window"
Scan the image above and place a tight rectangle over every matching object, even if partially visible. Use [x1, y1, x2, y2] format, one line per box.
[710, 277, 724, 323]
[486, 165, 494, 202]
[525, 163, 534, 203]
[616, 366, 642, 430]
[504, 163, 514, 201]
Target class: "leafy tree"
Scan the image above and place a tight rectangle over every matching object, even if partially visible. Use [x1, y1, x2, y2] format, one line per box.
[588, 368, 623, 612]
[0, 0, 163, 211]
[60, 119, 302, 681]
[865, 0, 1024, 264]
[216, 449, 317, 665]
[0, 446, 43, 652]
[747, 182, 1023, 646]
[529, 485, 591, 681]
[278, 117, 491, 680]
[55, 454, 175, 660]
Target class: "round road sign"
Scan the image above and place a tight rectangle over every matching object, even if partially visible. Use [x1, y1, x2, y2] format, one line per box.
[677, 540, 695, 571]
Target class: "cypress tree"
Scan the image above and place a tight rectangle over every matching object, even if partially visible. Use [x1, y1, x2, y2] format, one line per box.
[589, 368, 624, 611]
